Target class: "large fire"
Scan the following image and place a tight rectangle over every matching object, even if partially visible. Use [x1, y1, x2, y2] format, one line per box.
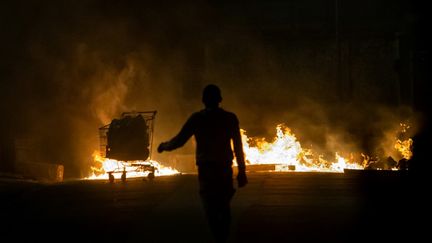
[86, 123, 412, 179]
[238, 123, 413, 172]
[238, 125, 363, 172]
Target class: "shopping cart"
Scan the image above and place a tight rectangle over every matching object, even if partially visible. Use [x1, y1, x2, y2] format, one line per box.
[99, 111, 157, 182]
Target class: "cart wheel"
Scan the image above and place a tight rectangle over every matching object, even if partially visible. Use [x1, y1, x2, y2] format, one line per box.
[121, 171, 127, 183]
[148, 172, 155, 179]
[108, 173, 115, 183]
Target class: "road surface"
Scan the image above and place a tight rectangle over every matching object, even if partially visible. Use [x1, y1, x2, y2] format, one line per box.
[1, 172, 426, 242]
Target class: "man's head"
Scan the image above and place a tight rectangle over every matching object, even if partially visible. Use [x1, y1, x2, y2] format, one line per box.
[202, 84, 222, 108]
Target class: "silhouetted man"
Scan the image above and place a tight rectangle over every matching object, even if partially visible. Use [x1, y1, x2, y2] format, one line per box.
[157, 84, 248, 242]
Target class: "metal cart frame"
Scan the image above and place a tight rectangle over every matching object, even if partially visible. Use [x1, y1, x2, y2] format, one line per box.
[98, 111, 157, 182]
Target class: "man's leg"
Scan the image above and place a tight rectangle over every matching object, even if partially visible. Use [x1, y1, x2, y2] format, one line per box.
[198, 164, 235, 242]
[200, 194, 232, 243]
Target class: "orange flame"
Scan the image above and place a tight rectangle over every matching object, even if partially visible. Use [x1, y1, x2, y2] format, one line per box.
[86, 151, 179, 180]
[394, 123, 413, 160]
[86, 122, 413, 178]
[239, 124, 363, 172]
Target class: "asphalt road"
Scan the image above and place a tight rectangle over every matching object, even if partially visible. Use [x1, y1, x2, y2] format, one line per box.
[1, 172, 427, 242]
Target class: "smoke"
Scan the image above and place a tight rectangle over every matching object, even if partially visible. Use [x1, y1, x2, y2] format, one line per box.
[277, 100, 419, 162]
[1, 0, 196, 177]
[203, 34, 421, 163]
[1, 0, 421, 177]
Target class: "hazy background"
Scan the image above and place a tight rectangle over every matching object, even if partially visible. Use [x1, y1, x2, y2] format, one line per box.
[1, 0, 427, 177]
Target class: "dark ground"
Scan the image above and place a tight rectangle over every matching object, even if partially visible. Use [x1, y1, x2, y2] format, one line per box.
[1, 171, 428, 242]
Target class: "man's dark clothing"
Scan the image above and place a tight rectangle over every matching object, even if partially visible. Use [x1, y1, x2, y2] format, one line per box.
[162, 107, 245, 169]
[163, 107, 245, 242]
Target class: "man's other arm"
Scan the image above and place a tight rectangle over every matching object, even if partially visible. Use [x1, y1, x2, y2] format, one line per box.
[232, 115, 248, 187]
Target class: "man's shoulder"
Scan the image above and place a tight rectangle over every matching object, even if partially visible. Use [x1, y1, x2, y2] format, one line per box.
[223, 109, 237, 117]
[218, 108, 239, 122]
[189, 111, 204, 120]
[196, 108, 238, 120]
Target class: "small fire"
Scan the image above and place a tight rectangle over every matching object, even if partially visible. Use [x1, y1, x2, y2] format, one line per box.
[394, 123, 413, 160]
[86, 151, 179, 180]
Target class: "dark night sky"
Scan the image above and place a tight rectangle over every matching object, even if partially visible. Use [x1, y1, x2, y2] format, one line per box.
[1, 0, 429, 177]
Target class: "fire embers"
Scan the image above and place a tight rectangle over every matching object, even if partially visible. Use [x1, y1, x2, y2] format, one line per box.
[362, 154, 411, 171]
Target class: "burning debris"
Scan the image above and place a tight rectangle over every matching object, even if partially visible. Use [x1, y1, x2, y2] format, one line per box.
[86, 111, 179, 181]
[237, 123, 414, 173]
[105, 113, 150, 161]
[87, 152, 179, 181]
[361, 123, 413, 171]
[87, 119, 413, 179]
[238, 124, 363, 172]
[394, 123, 413, 160]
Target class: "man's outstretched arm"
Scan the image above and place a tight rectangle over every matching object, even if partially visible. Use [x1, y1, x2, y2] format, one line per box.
[158, 115, 195, 153]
